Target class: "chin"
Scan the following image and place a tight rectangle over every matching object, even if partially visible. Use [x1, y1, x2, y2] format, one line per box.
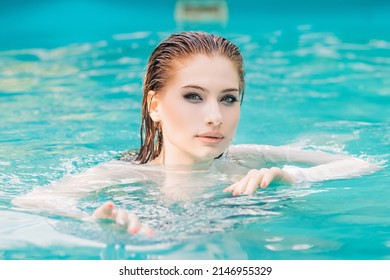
[196, 149, 225, 161]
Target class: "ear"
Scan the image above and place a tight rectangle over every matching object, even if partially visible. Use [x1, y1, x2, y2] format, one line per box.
[147, 90, 161, 122]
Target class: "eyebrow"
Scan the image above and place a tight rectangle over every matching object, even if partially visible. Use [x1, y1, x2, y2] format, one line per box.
[182, 85, 239, 93]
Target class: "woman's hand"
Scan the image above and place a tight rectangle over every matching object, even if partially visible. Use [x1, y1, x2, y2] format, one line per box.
[223, 167, 296, 196]
[92, 201, 153, 236]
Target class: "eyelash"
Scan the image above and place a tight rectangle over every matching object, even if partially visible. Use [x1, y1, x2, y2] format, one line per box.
[183, 93, 239, 105]
[221, 95, 239, 104]
[183, 93, 202, 102]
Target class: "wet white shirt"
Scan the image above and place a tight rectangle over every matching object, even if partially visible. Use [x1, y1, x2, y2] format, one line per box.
[12, 144, 380, 215]
[228, 144, 379, 182]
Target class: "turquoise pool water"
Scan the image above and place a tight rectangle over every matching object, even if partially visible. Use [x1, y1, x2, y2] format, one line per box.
[0, 1, 389, 259]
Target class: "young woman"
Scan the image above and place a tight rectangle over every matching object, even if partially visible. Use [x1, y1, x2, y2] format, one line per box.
[12, 31, 379, 235]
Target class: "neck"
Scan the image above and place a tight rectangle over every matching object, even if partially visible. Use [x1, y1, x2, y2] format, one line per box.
[151, 150, 214, 171]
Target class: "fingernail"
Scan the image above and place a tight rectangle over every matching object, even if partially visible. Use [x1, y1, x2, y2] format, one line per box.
[261, 181, 267, 188]
[146, 230, 154, 237]
[104, 203, 114, 215]
[129, 228, 138, 234]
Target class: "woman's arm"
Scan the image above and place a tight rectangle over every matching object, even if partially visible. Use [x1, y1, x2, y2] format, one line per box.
[12, 160, 152, 235]
[224, 144, 381, 195]
[12, 161, 136, 210]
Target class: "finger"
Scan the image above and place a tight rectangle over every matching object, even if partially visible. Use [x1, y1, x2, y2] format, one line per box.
[115, 209, 129, 227]
[92, 201, 115, 219]
[233, 169, 265, 196]
[127, 213, 142, 234]
[260, 171, 276, 188]
[223, 182, 238, 193]
[232, 176, 250, 196]
[139, 224, 154, 237]
[244, 173, 264, 195]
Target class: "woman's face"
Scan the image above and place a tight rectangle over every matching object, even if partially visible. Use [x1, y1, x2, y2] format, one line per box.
[150, 54, 241, 168]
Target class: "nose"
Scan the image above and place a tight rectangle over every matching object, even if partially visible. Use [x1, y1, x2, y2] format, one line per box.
[205, 100, 223, 127]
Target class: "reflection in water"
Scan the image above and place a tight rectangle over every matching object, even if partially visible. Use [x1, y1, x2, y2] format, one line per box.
[58, 160, 324, 259]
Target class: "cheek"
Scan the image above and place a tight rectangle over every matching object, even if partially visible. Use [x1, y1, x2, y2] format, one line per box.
[161, 100, 194, 130]
[224, 106, 241, 130]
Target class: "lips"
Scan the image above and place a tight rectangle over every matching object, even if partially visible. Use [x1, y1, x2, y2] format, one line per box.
[196, 132, 224, 144]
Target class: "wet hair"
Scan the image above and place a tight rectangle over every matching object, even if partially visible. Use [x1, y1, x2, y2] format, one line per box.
[135, 31, 245, 164]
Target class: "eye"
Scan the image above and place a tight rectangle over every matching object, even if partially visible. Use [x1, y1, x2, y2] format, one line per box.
[183, 92, 203, 103]
[220, 94, 239, 105]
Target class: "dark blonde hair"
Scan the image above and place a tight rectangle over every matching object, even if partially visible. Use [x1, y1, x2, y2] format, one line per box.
[135, 31, 245, 164]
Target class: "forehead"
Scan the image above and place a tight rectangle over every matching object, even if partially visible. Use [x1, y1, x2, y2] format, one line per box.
[168, 54, 240, 88]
